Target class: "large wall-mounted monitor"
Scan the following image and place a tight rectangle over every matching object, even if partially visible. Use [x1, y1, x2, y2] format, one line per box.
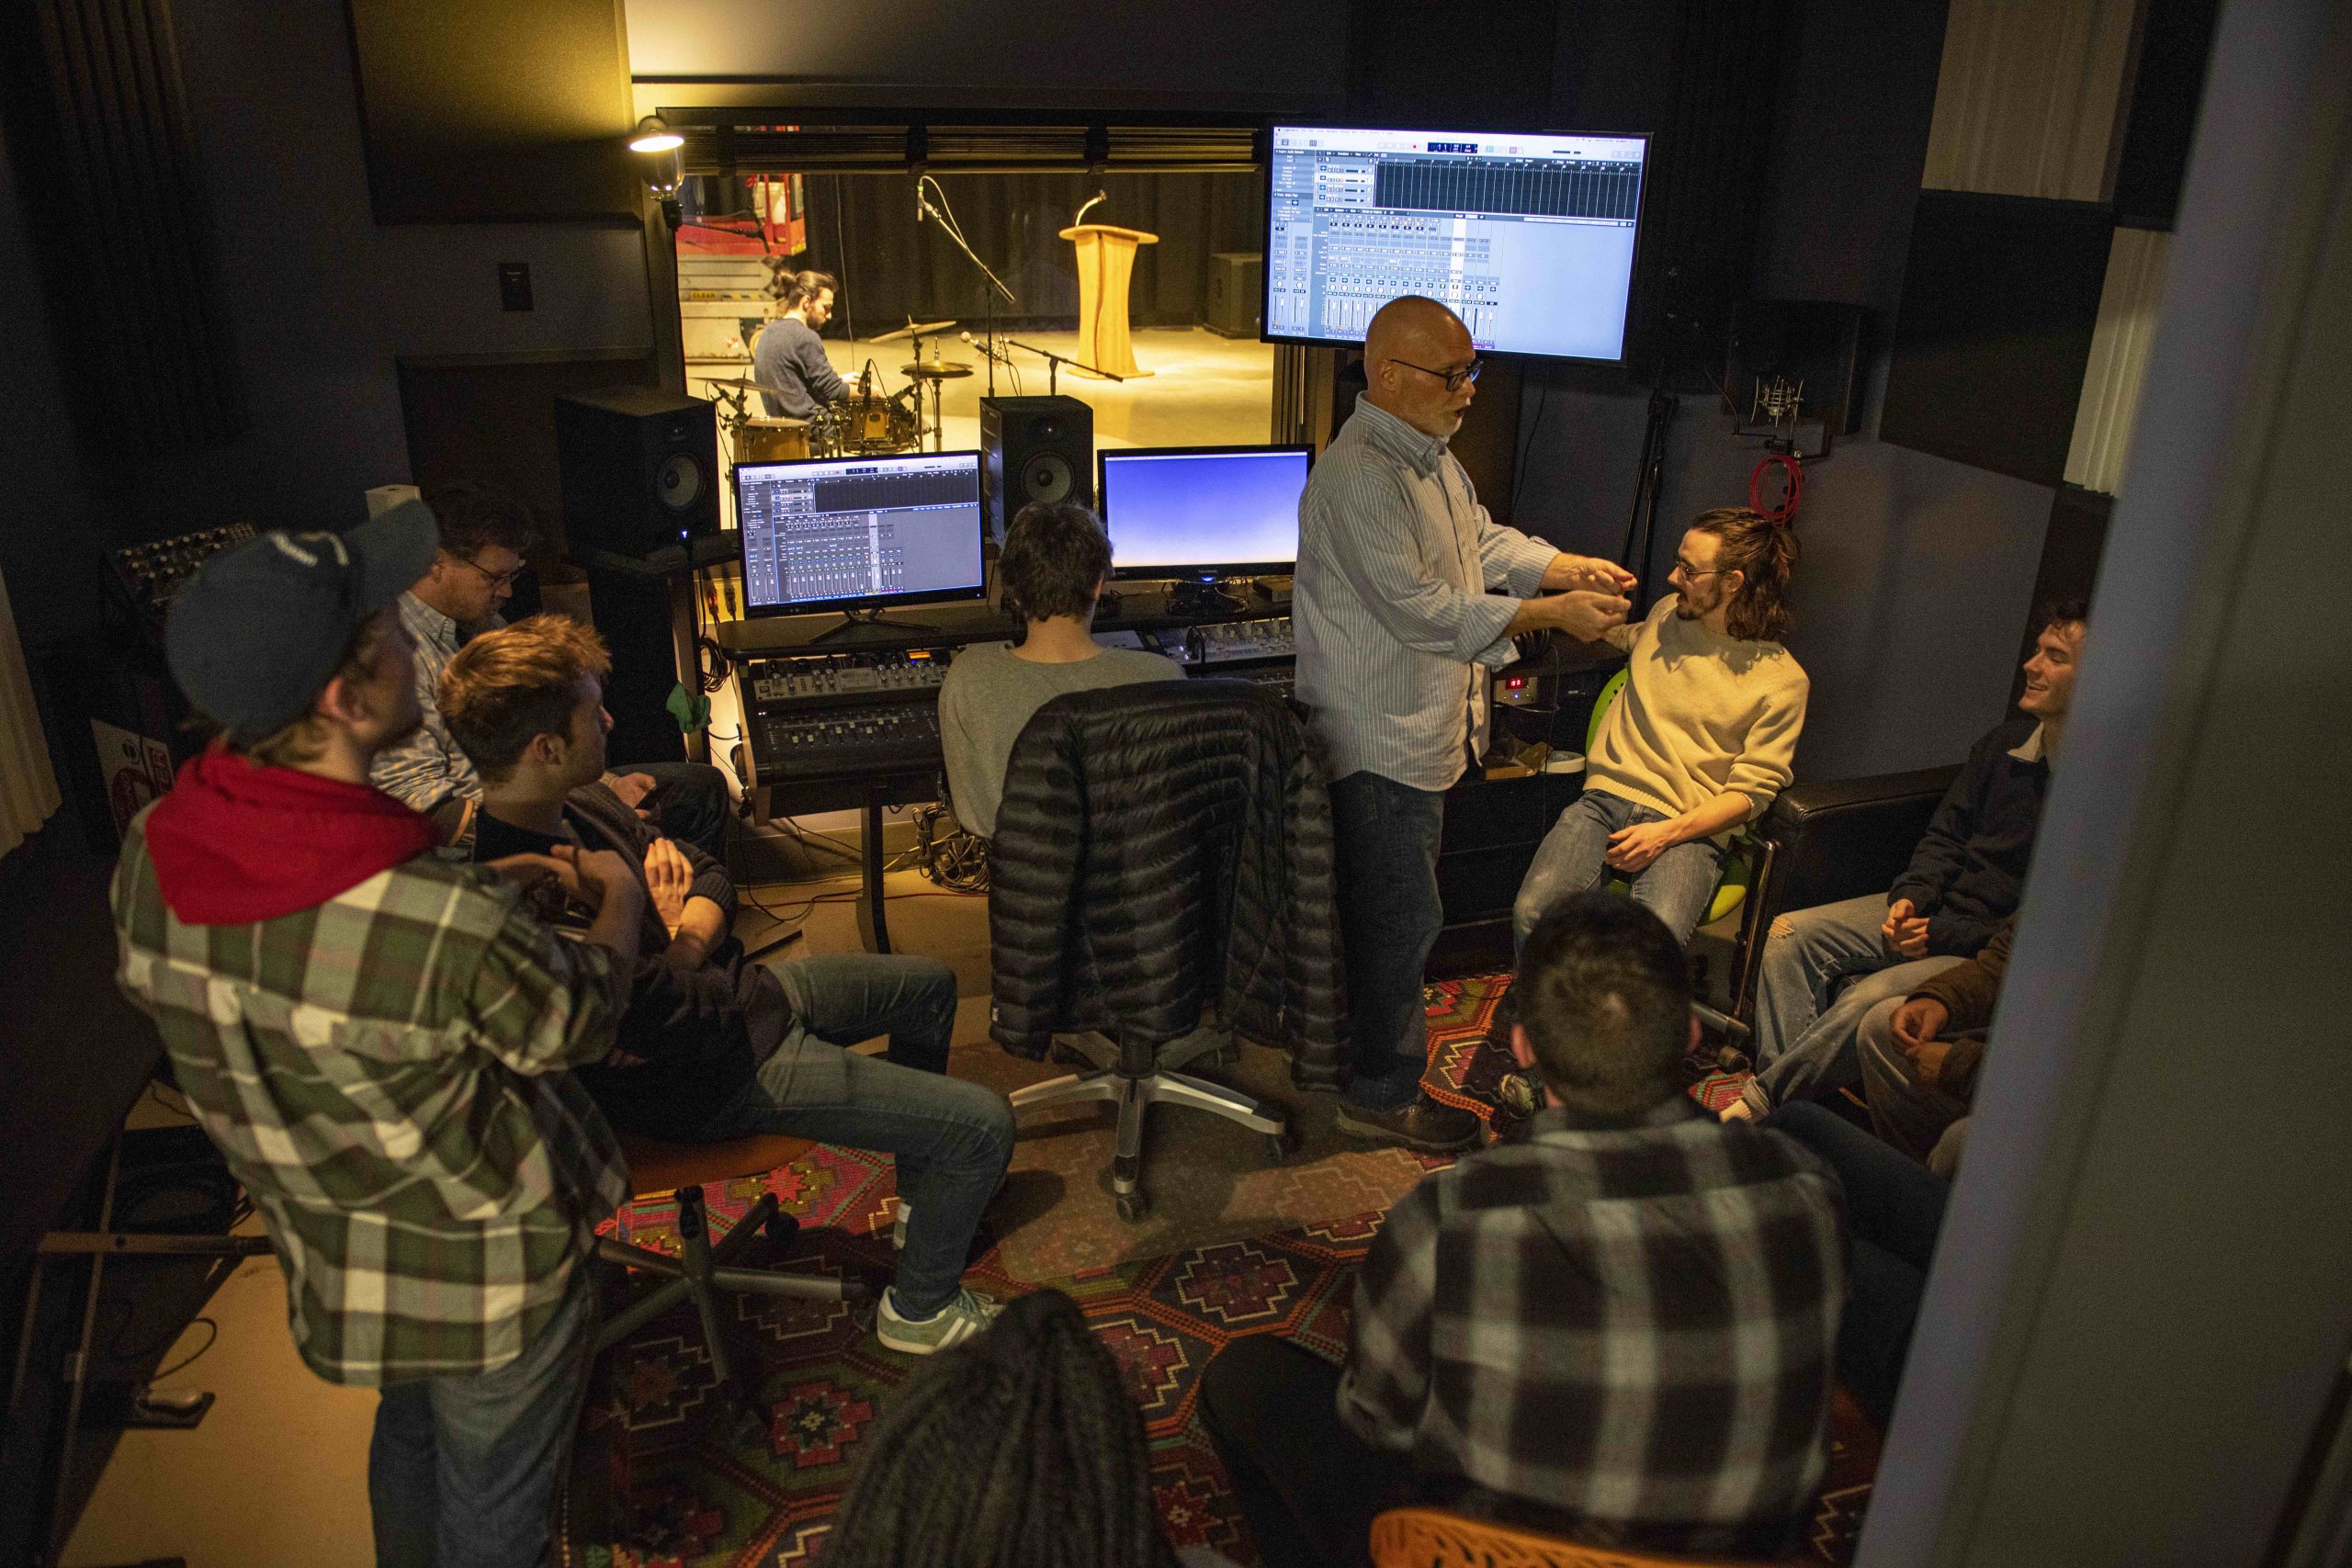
[1264, 124, 1650, 363]
[1098, 445, 1310, 581]
[735, 450, 986, 615]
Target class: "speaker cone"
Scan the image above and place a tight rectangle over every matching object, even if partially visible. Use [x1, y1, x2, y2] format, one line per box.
[1022, 453, 1073, 502]
[657, 454, 704, 511]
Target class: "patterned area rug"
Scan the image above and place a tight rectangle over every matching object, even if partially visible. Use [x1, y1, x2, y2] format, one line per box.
[560, 977, 1875, 1567]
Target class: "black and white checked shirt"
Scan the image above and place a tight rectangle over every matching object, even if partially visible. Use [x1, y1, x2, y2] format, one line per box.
[1339, 1096, 1846, 1554]
[1295, 396, 1559, 791]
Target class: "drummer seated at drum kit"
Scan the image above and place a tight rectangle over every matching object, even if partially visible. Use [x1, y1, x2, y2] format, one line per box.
[753, 266, 849, 421]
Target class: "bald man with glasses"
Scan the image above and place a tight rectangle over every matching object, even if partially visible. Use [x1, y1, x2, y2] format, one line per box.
[1295, 294, 1635, 1152]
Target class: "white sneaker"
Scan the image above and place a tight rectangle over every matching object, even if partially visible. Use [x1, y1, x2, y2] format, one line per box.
[876, 1286, 1001, 1355]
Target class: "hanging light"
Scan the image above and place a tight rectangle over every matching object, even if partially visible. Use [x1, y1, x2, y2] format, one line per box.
[628, 115, 683, 153]
[629, 114, 684, 225]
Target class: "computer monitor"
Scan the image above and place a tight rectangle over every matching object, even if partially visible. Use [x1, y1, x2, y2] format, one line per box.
[1263, 124, 1650, 363]
[734, 450, 986, 618]
[1097, 444, 1311, 581]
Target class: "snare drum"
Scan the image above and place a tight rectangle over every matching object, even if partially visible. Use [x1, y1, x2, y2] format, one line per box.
[841, 394, 895, 449]
[736, 417, 811, 464]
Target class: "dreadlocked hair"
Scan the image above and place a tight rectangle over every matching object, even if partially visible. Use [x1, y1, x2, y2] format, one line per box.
[821, 1289, 1176, 1568]
[1689, 505, 1799, 643]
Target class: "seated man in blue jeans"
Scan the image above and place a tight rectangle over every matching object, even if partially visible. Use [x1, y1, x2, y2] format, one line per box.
[1730, 602, 2086, 1121]
[1512, 507, 1807, 952]
[443, 614, 1016, 1355]
[1201, 894, 1844, 1565]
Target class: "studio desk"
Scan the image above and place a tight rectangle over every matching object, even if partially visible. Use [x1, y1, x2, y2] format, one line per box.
[712, 590, 1620, 952]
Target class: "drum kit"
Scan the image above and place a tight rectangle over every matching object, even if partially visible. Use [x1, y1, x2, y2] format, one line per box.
[704, 318, 975, 474]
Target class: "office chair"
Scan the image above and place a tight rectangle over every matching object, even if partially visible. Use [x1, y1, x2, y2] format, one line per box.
[992, 682, 1334, 1224]
[1368, 1506, 1778, 1568]
[594, 1131, 863, 1393]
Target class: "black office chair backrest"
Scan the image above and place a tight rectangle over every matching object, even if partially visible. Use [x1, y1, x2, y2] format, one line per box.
[988, 679, 1308, 1055]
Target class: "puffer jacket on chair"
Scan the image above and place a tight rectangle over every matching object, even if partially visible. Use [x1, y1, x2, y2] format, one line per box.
[987, 679, 1348, 1089]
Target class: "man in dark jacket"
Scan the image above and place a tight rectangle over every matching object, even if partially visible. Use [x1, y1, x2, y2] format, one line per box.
[1730, 601, 2086, 1120]
[1854, 914, 2016, 1176]
[443, 614, 1016, 1357]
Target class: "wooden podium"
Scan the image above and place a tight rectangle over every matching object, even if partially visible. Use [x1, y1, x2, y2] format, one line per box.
[1060, 223, 1158, 378]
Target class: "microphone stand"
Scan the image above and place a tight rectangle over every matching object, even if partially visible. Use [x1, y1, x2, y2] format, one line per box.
[916, 176, 1017, 397]
[1004, 338, 1124, 396]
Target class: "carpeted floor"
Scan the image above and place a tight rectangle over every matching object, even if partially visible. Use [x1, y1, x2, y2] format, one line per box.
[561, 976, 1875, 1567]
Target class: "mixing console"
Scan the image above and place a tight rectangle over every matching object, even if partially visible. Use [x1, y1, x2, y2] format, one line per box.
[1193, 616, 1295, 664]
[108, 523, 258, 637]
[744, 648, 950, 705]
[753, 702, 943, 785]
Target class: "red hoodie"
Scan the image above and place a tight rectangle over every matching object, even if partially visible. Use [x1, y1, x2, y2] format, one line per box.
[142, 744, 441, 926]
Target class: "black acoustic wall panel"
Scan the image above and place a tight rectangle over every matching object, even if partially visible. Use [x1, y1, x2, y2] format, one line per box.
[3, 0, 243, 456]
[1881, 191, 2114, 488]
[345, 0, 639, 223]
[2112, 0, 2223, 231]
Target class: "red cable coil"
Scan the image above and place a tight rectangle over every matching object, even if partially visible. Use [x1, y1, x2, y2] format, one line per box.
[1749, 453, 1804, 523]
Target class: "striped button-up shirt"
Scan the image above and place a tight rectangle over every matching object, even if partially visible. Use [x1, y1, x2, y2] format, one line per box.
[1339, 1097, 1846, 1554]
[111, 807, 632, 1386]
[1295, 396, 1559, 791]
[369, 590, 499, 818]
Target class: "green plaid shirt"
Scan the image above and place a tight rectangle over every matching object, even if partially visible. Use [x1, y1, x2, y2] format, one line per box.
[110, 807, 633, 1387]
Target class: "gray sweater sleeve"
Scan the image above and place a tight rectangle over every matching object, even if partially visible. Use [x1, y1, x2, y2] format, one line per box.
[797, 332, 848, 402]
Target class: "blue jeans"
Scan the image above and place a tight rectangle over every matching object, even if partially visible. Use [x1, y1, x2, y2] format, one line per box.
[1765, 1100, 1949, 1428]
[1743, 950, 1962, 1114]
[1753, 892, 1912, 1059]
[691, 954, 1014, 1317]
[627, 760, 731, 860]
[1329, 771, 1448, 1111]
[1512, 788, 1729, 953]
[368, 1278, 595, 1568]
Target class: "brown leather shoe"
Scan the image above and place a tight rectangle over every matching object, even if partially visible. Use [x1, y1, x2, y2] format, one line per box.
[1334, 1095, 1482, 1153]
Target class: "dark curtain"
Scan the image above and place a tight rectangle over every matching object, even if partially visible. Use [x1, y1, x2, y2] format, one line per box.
[783, 171, 1263, 337]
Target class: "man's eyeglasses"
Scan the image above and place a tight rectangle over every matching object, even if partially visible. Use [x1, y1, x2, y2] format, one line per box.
[1671, 559, 1724, 579]
[1390, 356, 1484, 393]
[453, 555, 531, 591]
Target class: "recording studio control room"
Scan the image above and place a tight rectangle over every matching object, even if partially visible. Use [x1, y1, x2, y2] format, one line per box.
[1, 4, 2346, 1568]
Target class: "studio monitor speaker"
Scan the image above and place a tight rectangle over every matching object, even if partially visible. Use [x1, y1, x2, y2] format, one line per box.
[1206, 252, 1263, 338]
[554, 387, 718, 561]
[979, 395, 1092, 543]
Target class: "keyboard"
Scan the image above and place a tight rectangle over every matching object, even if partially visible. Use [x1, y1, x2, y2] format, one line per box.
[752, 702, 942, 784]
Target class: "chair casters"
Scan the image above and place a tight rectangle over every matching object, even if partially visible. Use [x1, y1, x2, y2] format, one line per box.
[1264, 1125, 1297, 1162]
[1112, 1153, 1150, 1224]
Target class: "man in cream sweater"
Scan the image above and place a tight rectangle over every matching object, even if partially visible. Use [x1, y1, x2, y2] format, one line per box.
[1512, 507, 1806, 950]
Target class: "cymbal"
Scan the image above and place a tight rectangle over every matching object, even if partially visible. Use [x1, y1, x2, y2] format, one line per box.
[902, 361, 974, 379]
[697, 376, 771, 393]
[871, 320, 957, 344]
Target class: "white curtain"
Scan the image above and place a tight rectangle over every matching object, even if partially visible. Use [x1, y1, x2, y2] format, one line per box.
[0, 565, 61, 859]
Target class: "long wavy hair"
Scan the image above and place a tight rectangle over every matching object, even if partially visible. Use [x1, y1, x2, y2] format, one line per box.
[1690, 506, 1798, 643]
[820, 1289, 1176, 1568]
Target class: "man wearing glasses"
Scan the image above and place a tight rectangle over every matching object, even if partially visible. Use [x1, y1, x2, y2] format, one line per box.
[372, 480, 730, 856]
[1295, 294, 1635, 1153]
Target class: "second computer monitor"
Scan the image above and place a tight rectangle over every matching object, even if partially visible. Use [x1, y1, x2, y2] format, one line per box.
[734, 450, 986, 615]
[1097, 444, 1311, 581]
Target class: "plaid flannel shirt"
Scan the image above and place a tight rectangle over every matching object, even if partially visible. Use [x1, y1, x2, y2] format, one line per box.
[1338, 1097, 1845, 1554]
[110, 807, 632, 1387]
[369, 590, 496, 819]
